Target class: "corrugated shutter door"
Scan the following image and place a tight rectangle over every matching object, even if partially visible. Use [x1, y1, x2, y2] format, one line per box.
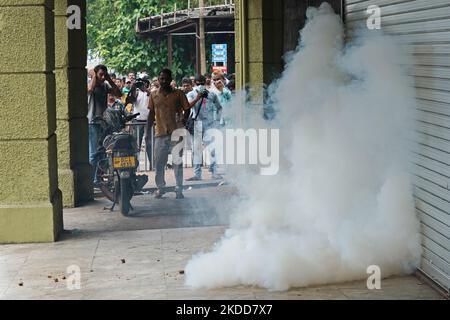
[345, 0, 450, 292]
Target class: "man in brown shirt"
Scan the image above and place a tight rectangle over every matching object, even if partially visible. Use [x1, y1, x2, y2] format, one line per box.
[147, 68, 202, 199]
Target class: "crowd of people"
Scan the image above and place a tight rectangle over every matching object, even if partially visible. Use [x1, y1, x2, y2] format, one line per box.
[87, 65, 236, 199]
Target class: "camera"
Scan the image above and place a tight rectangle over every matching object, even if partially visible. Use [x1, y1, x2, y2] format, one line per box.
[135, 78, 150, 90]
[198, 86, 209, 98]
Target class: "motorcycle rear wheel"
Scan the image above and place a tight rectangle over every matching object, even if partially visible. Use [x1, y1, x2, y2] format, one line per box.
[119, 179, 132, 216]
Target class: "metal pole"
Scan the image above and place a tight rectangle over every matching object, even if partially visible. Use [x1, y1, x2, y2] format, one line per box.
[238, 0, 247, 128]
[143, 125, 148, 172]
[152, 126, 155, 171]
[199, 0, 207, 75]
[137, 124, 142, 172]
[195, 22, 201, 75]
[168, 33, 173, 69]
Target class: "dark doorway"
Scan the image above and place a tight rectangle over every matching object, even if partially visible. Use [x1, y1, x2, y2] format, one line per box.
[283, 0, 343, 54]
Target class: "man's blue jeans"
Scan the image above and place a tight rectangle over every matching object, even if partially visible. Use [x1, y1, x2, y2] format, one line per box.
[155, 135, 183, 192]
[194, 151, 217, 177]
[193, 122, 217, 178]
[133, 120, 153, 169]
[89, 123, 101, 183]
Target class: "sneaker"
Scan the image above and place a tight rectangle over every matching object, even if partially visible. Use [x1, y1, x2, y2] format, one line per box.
[154, 189, 165, 199]
[211, 174, 223, 180]
[186, 176, 202, 182]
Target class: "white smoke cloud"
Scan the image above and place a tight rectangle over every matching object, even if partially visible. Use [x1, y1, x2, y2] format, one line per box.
[185, 3, 422, 291]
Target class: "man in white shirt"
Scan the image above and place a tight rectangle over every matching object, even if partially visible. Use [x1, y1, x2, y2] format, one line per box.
[133, 79, 152, 167]
[181, 78, 194, 95]
[186, 75, 222, 181]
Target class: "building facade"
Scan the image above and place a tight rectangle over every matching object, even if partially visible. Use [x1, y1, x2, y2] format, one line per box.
[0, 0, 447, 294]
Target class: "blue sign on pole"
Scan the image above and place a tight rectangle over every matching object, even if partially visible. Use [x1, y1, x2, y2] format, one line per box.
[212, 44, 228, 63]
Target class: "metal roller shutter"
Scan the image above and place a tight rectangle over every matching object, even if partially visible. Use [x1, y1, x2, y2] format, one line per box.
[345, 0, 450, 293]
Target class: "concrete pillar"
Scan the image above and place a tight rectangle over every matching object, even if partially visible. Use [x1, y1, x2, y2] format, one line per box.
[235, 0, 284, 104]
[235, 0, 245, 90]
[0, 0, 63, 243]
[55, 0, 92, 207]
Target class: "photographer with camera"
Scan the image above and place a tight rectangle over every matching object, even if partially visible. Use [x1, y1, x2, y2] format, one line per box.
[186, 74, 223, 181]
[87, 65, 122, 186]
[132, 77, 153, 167]
[211, 72, 233, 126]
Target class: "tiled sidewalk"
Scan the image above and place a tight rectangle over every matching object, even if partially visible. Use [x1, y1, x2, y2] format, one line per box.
[0, 169, 445, 300]
[0, 226, 443, 300]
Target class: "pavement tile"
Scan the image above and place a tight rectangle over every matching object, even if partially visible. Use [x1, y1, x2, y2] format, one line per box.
[81, 285, 167, 300]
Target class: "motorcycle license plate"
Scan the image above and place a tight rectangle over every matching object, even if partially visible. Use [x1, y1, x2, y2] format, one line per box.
[113, 156, 136, 169]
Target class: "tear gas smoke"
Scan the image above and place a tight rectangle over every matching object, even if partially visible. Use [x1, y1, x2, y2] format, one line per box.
[185, 3, 421, 291]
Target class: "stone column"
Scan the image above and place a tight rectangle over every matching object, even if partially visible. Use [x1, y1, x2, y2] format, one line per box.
[0, 0, 63, 243]
[235, 0, 246, 90]
[235, 0, 284, 103]
[55, 0, 92, 207]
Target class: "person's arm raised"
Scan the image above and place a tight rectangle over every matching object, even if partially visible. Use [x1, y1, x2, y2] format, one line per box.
[105, 73, 122, 98]
[87, 69, 96, 94]
[189, 92, 203, 109]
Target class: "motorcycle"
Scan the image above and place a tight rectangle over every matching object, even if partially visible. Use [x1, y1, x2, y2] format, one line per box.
[95, 108, 149, 216]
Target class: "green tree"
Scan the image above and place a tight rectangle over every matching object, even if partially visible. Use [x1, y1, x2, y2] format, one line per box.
[87, 0, 226, 79]
[87, 0, 172, 76]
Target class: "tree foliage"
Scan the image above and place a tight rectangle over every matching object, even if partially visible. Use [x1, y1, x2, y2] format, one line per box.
[87, 0, 226, 79]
